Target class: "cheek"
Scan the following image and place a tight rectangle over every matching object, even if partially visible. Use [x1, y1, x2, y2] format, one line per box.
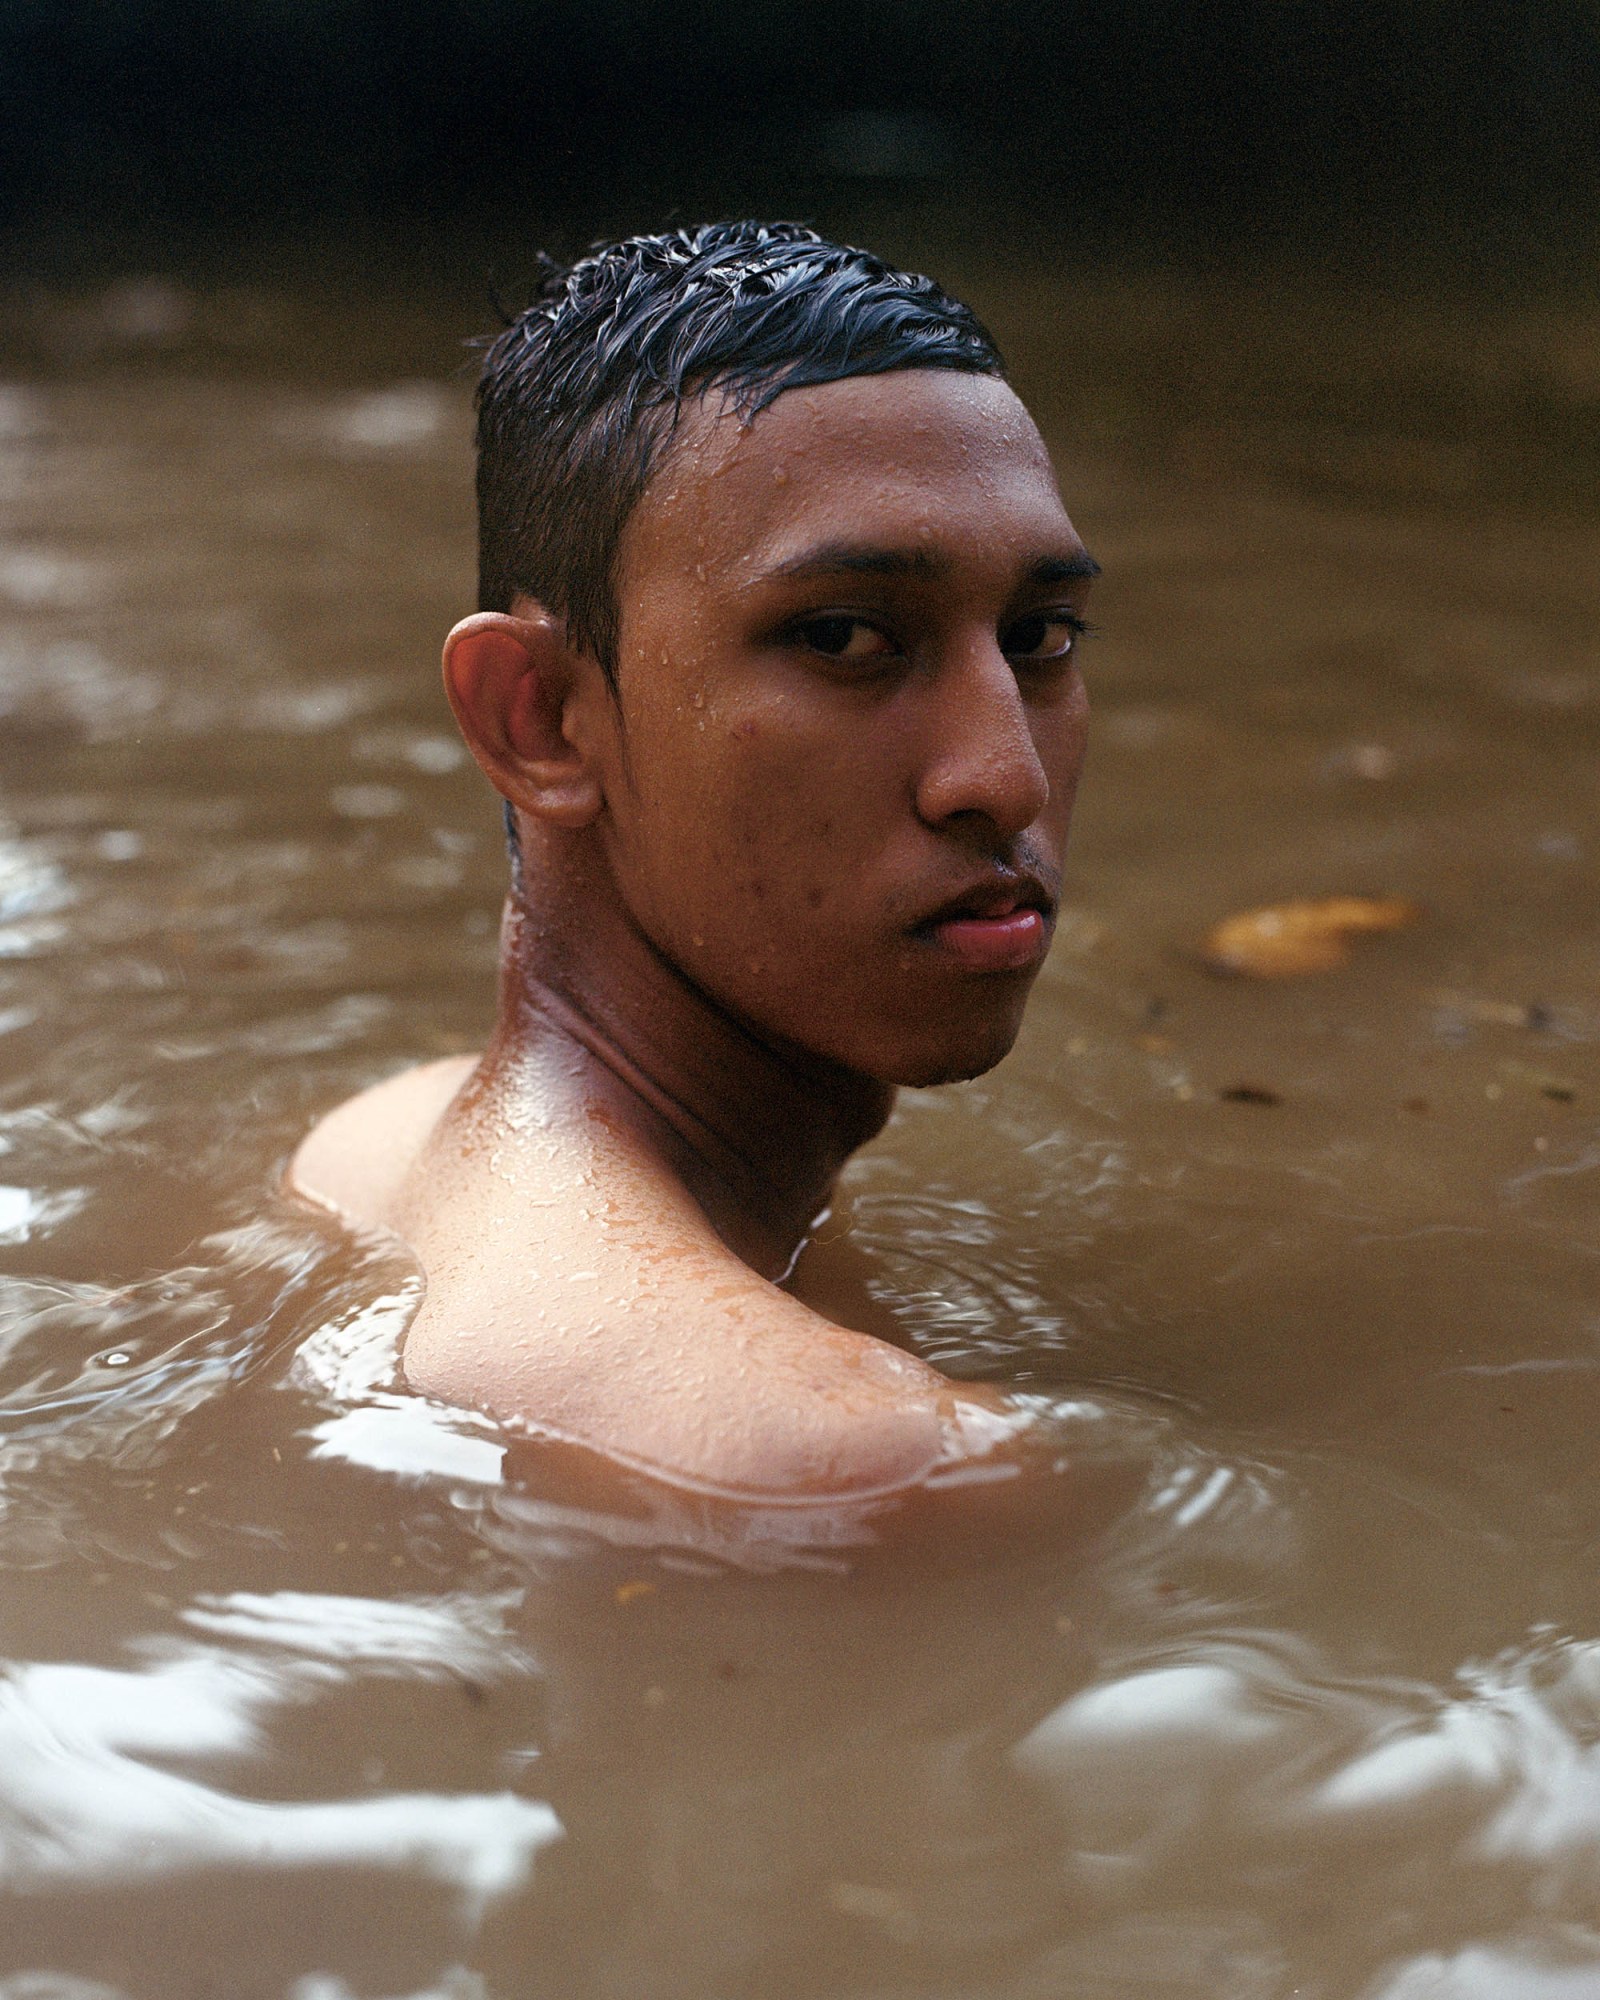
[718, 780, 848, 915]
[627, 723, 869, 946]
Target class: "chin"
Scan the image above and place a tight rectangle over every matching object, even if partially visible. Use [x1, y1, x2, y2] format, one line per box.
[873, 1015, 1027, 1090]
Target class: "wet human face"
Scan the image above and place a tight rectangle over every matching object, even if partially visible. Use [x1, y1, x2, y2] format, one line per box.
[598, 369, 1095, 1087]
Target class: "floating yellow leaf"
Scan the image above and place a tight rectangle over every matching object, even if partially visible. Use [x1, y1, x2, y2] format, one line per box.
[614, 1579, 657, 1606]
[1201, 896, 1419, 979]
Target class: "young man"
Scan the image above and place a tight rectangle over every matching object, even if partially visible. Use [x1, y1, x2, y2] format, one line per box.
[293, 222, 1099, 1503]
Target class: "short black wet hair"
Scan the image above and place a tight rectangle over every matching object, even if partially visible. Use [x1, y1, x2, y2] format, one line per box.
[474, 221, 1005, 683]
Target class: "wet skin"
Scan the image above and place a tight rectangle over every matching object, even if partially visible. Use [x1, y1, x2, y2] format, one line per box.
[293, 369, 1097, 1501]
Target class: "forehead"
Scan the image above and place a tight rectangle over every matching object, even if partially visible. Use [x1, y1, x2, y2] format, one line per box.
[619, 369, 1080, 590]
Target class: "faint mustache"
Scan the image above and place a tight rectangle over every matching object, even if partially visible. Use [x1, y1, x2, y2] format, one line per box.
[909, 842, 1062, 930]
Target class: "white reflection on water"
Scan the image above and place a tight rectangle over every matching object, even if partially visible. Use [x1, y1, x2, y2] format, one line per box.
[1015, 1626, 1600, 1963]
[0, 639, 164, 740]
[1371, 1942, 1600, 1998]
[0, 832, 73, 959]
[289, 1972, 488, 2000]
[180, 1586, 532, 1680]
[0, 1975, 132, 2000]
[0, 547, 101, 609]
[323, 384, 453, 453]
[0, 1604, 558, 1913]
[307, 1402, 507, 1485]
[294, 1273, 507, 1485]
[0, 1185, 86, 1245]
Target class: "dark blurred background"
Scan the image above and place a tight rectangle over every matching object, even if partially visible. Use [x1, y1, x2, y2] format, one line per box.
[1, 4, 1598, 523]
[3, 0, 1598, 283]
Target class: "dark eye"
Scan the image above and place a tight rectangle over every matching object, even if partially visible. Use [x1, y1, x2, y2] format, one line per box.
[1003, 612, 1085, 663]
[795, 615, 898, 662]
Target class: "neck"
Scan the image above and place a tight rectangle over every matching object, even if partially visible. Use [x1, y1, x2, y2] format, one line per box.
[480, 866, 895, 1281]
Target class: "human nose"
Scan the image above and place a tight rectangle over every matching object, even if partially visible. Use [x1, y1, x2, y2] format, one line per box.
[912, 643, 1052, 841]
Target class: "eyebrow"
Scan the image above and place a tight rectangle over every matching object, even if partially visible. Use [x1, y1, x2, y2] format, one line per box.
[759, 543, 1102, 586]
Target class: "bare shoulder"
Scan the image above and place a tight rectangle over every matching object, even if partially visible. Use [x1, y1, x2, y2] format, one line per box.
[401, 1191, 995, 1501]
[412, 1277, 972, 1502]
[288, 1054, 479, 1230]
[293, 1058, 1021, 1504]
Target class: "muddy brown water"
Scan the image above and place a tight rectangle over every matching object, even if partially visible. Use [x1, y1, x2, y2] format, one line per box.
[0, 262, 1596, 1999]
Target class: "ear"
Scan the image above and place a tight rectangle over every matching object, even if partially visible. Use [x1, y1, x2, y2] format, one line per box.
[441, 610, 609, 828]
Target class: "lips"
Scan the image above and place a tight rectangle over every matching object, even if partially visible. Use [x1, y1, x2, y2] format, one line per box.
[914, 876, 1056, 974]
